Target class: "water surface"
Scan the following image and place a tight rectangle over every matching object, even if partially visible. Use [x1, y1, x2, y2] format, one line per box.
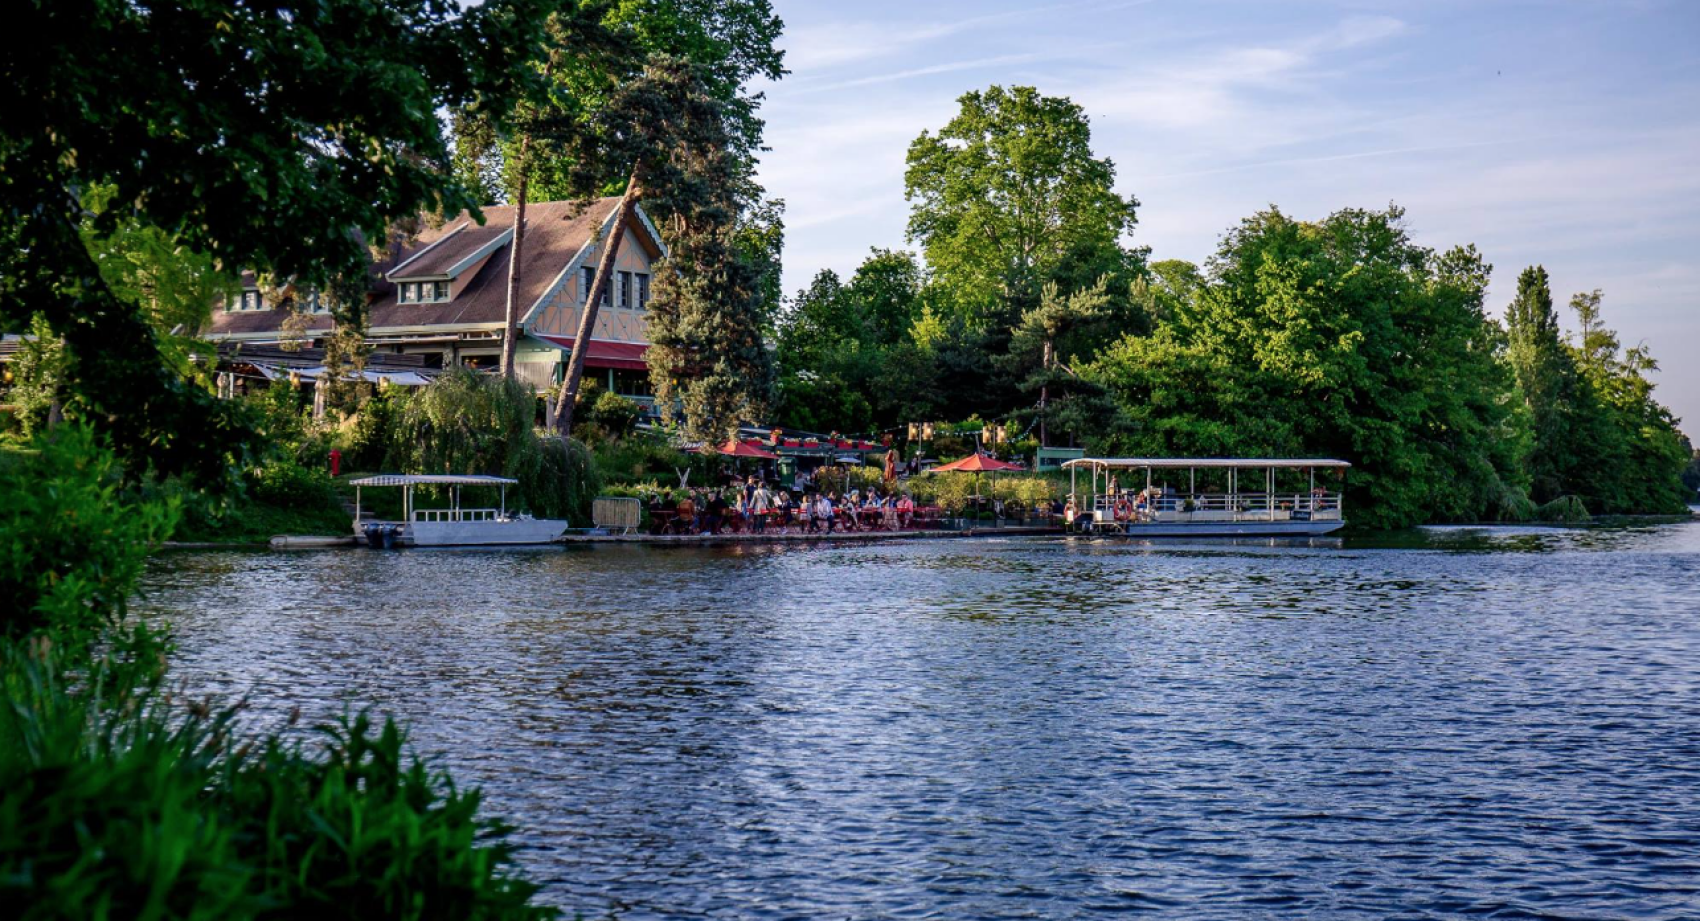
[140, 521, 1700, 919]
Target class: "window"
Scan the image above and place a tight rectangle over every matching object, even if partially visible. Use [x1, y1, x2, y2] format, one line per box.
[432, 280, 450, 302]
[398, 282, 415, 304]
[618, 271, 632, 308]
[238, 290, 262, 311]
[581, 266, 595, 302]
[637, 273, 650, 310]
[303, 290, 326, 313]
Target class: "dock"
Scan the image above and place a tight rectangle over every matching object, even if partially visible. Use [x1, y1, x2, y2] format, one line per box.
[553, 525, 1063, 545]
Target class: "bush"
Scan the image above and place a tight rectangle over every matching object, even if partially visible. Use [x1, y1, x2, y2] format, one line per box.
[0, 425, 178, 641]
[0, 419, 557, 919]
[388, 369, 599, 523]
[1536, 494, 1591, 524]
[0, 642, 553, 921]
[591, 433, 692, 486]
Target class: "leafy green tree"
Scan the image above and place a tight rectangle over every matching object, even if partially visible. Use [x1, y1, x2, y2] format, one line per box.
[2, 0, 544, 481]
[1561, 291, 1689, 513]
[1504, 266, 1585, 502]
[905, 85, 1143, 326]
[1090, 206, 1527, 528]
[541, 56, 773, 437]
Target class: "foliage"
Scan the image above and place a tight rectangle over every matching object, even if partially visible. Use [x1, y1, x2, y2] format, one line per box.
[0, 644, 555, 921]
[903, 472, 1054, 514]
[1, 0, 544, 482]
[1088, 206, 1527, 530]
[1505, 271, 1690, 514]
[4, 316, 69, 439]
[0, 422, 555, 920]
[388, 368, 600, 522]
[342, 383, 413, 472]
[905, 85, 1143, 326]
[580, 391, 644, 443]
[0, 425, 178, 642]
[772, 252, 943, 434]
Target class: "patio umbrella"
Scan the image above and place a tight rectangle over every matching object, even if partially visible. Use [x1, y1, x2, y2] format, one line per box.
[932, 452, 1023, 511]
[710, 439, 779, 460]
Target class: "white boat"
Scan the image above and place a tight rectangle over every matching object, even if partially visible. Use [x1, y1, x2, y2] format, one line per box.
[349, 474, 568, 547]
[1061, 457, 1351, 537]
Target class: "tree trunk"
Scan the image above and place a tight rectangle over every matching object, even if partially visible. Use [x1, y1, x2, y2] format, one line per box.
[498, 134, 533, 380]
[549, 169, 642, 436]
[1039, 337, 1053, 447]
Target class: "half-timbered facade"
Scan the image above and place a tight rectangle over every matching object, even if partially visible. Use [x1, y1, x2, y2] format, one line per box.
[204, 196, 665, 401]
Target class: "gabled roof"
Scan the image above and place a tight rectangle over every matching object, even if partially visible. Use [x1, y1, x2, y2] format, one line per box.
[206, 197, 661, 339]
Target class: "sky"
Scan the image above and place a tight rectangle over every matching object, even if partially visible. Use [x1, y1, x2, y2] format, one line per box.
[751, 0, 1700, 435]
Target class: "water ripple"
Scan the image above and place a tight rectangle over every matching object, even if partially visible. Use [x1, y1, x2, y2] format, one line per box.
[137, 521, 1700, 919]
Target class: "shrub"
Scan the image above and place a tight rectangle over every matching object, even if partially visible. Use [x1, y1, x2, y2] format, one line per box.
[388, 369, 599, 523]
[1536, 494, 1591, 524]
[0, 425, 178, 641]
[0, 642, 554, 921]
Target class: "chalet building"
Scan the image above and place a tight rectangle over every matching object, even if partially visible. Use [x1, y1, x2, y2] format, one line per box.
[205, 196, 665, 402]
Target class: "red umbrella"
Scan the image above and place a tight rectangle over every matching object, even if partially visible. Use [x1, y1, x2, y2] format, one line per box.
[711, 439, 779, 460]
[932, 452, 1022, 473]
[932, 452, 1023, 513]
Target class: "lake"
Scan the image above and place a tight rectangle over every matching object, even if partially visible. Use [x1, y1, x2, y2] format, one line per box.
[139, 520, 1700, 919]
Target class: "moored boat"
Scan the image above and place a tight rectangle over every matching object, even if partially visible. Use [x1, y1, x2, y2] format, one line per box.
[349, 474, 567, 547]
[1061, 458, 1350, 537]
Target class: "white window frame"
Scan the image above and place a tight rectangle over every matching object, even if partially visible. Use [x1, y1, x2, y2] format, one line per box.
[618, 271, 632, 309]
[432, 280, 450, 302]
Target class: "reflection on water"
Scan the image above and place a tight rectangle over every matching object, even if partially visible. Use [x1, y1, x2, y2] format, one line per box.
[140, 520, 1700, 919]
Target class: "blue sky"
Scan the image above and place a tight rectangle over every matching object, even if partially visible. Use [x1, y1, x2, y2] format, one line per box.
[751, 0, 1700, 434]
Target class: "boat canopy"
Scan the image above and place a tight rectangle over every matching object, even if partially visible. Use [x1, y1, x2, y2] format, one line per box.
[1061, 457, 1351, 470]
[348, 474, 519, 487]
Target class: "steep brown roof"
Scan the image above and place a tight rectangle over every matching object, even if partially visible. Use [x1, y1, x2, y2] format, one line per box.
[207, 197, 639, 338]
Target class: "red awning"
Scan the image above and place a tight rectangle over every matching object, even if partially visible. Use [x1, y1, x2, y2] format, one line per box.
[530, 334, 649, 370]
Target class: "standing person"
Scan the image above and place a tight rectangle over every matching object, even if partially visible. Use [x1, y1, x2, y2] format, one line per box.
[751, 481, 772, 533]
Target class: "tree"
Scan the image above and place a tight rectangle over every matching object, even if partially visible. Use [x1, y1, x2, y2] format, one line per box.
[1089, 206, 1527, 528]
[2, 0, 544, 481]
[454, 0, 785, 379]
[1006, 278, 1111, 446]
[905, 85, 1143, 326]
[1504, 266, 1586, 502]
[544, 56, 759, 437]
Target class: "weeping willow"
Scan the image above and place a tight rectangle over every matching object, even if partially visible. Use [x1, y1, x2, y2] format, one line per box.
[386, 368, 600, 523]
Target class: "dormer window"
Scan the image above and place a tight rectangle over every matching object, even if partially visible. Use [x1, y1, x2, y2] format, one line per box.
[237, 290, 263, 311]
[397, 280, 450, 304]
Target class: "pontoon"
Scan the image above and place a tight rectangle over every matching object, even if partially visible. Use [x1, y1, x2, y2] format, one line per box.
[1062, 458, 1351, 537]
[349, 474, 567, 547]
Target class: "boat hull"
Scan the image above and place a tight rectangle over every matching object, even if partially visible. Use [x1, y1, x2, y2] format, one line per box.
[1088, 519, 1345, 538]
[360, 518, 569, 547]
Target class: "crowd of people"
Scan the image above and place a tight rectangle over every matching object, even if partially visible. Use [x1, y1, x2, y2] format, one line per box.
[646, 477, 929, 535]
